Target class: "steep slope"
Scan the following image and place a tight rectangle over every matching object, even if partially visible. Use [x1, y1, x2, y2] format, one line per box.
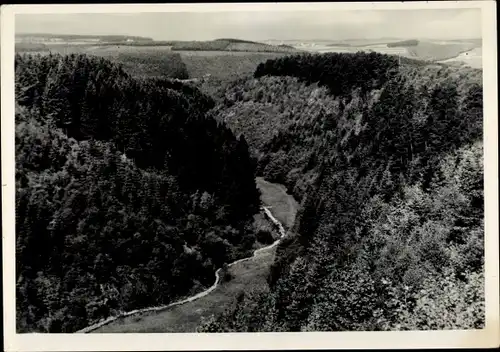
[214, 54, 482, 200]
[199, 52, 484, 331]
[15, 53, 261, 333]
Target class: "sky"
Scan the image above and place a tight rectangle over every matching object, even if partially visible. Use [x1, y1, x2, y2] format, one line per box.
[15, 8, 482, 41]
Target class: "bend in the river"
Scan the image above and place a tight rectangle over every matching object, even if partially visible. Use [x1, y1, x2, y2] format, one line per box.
[76, 195, 290, 334]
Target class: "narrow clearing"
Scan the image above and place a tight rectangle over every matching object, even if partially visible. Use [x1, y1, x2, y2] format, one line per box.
[78, 178, 297, 333]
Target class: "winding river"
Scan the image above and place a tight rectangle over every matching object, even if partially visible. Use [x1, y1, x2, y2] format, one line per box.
[76, 205, 288, 333]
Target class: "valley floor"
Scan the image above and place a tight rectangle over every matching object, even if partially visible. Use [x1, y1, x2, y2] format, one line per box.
[255, 177, 299, 229]
[90, 178, 298, 333]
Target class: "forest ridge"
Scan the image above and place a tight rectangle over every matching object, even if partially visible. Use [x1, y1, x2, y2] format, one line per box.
[14, 47, 484, 333]
[15, 53, 260, 332]
[202, 52, 484, 331]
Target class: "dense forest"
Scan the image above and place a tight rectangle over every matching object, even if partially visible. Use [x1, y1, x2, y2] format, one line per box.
[15, 53, 261, 332]
[15, 48, 484, 333]
[199, 51, 484, 331]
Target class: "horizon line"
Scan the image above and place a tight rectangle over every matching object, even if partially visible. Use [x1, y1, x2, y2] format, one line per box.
[15, 32, 482, 42]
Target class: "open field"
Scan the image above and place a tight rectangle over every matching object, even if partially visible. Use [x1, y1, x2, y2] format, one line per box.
[405, 41, 478, 61]
[179, 51, 288, 79]
[290, 38, 482, 64]
[438, 47, 483, 69]
[15, 44, 289, 80]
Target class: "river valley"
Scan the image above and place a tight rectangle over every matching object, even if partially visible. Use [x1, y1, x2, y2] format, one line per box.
[78, 178, 298, 333]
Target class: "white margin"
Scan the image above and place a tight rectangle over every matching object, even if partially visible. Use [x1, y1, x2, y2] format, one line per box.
[2, 2, 498, 351]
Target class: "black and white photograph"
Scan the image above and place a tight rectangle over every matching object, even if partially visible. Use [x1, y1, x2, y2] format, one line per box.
[1, 1, 498, 351]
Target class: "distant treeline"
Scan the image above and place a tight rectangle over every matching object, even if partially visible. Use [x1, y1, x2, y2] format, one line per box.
[326, 43, 352, 47]
[168, 39, 300, 53]
[387, 39, 420, 47]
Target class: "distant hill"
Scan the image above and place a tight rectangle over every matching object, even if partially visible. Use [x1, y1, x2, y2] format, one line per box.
[15, 34, 301, 54]
[168, 39, 301, 53]
[214, 38, 262, 44]
[387, 39, 419, 47]
[102, 38, 301, 53]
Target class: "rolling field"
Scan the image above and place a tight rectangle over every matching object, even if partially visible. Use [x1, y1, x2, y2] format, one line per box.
[294, 38, 482, 65]
[179, 51, 288, 79]
[438, 47, 483, 69]
[168, 38, 299, 53]
[405, 41, 478, 61]
[15, 44, 289, 80]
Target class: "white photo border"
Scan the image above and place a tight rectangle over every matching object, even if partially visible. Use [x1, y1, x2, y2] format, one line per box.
[2, 1, 498, 351]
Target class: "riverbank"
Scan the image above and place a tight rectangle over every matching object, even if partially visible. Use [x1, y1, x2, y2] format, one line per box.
[81, 179, 297, 333]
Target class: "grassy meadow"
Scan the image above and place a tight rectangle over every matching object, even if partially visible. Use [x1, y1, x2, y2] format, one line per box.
[255, 177, 299, 229]
[90, 177, 297, 333]
[92, 244, 276, 333]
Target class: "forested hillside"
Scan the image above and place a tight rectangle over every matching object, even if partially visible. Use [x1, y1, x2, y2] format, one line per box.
[15, 53, 261, 333]
[14, 49, 484, 334]
[199, 51, 484, 331]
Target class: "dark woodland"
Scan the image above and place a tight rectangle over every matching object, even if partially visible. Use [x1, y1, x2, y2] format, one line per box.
[15, 47, 484, 333]
[15, 53, 260, 332]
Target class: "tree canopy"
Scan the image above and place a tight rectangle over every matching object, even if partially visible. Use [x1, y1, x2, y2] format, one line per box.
[199, 51, 484, 332]
[15, 53, 261, 333]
